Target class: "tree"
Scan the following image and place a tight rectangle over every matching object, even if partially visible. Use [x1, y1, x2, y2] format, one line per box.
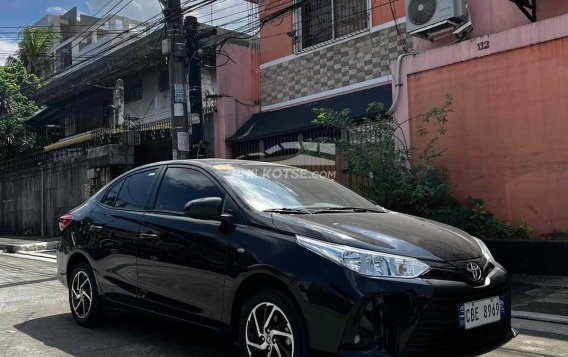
[17, 26, 61, 78]
[0, 59, 41, 160]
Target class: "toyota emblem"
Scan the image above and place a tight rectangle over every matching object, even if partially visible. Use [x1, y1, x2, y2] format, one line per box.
[466, 262, 483, 282]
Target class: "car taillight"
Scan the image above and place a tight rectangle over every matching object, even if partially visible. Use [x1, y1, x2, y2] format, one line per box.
[58, 214, 73, 232]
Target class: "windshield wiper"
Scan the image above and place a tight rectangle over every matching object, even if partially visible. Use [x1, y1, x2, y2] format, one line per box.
[263, 208, 311, 214]
[311, 207, 386, 213]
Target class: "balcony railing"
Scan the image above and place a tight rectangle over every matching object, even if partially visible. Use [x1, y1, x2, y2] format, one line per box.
[0, 118, 172, 174]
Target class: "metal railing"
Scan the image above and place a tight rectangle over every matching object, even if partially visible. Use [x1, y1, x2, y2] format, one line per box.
[0, 118, 172, 174]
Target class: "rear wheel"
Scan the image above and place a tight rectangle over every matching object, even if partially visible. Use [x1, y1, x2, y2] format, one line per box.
[69, 262, 103, 327]
[239, 289, 309, 357]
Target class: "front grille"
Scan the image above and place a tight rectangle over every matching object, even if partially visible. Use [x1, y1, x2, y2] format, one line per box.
[407, 288, 512, 357]
[424, 259, 494, 286]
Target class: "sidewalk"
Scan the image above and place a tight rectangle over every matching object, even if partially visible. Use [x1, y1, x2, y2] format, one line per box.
[510, 274, 568, 324]
[0, 235, 58, 253]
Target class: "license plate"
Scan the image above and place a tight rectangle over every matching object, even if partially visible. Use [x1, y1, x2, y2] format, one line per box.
[458, 296, 504, 330]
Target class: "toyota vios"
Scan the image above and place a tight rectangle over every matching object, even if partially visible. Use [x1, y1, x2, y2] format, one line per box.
[57, 160, 516, 356]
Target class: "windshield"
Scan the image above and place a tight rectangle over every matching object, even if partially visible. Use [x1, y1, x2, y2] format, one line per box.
[211, 163, 378, 212]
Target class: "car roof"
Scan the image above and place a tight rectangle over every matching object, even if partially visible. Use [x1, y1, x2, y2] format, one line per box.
[133, 159, 294, 172]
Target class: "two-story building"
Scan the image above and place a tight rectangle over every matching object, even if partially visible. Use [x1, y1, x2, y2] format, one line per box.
[393, 0, 568, 236]
[33, 7, 141, 73]
[1, 13, 259, 237]
[230, 0, 408, 179]
[233, 0, 568, 236]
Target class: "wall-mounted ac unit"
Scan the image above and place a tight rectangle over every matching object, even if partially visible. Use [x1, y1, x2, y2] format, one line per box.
[405, 0, 469, 40]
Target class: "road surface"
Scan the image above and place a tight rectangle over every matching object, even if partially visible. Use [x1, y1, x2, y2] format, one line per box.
[0, 254, 566, 357]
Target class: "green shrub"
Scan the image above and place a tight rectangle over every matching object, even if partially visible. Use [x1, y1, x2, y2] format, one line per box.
[431, 199, 534, 240]
[313, 97, 534, 240]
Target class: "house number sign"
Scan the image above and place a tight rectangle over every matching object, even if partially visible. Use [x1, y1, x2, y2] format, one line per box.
[477, 40, 490, 51]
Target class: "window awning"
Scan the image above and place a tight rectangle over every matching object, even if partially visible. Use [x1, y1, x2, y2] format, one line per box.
[228, 84, 392, 142]
[25, 107, 62, 127]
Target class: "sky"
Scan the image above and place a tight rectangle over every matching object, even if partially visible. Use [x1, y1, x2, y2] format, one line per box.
[0, 0, 253, 65]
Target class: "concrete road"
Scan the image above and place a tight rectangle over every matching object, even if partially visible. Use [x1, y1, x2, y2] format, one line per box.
[0, 254, 566, 357]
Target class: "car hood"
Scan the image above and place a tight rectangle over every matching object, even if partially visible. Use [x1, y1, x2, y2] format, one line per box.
[271, 211, 481, 262]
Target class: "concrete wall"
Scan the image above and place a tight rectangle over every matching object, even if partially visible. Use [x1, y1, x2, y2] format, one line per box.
[407, 36, 568, 236]
[124, 67, 171, 124]
[215, 43, 260, 158]
[123, 65, 216, 125]
[0, 157, 89, 237]
[394, 12, 568, 237]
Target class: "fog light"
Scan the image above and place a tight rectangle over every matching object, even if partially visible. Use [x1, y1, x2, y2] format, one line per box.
[353, 334, 361, 344]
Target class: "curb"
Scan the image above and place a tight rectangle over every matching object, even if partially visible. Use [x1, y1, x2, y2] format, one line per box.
[0, 241, 58, 253]
[16, 250, 57, 259]
[512, 310, 568, 326]
[0, 252, 57, 264]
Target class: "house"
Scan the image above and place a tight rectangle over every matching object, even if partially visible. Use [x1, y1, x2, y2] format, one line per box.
[233, 0, 568, 236]
[30, 22, 258, 168]
[33, 7, 141, 73]
[391, 0, 568, 236]
[231, 0, 408, 181]
[0, 13, 259, 237]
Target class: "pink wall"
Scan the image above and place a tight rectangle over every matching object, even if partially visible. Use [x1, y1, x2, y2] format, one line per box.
[414, 0, 568, 51]
[215, 43, 260, 158]
[395, 12, 568, 235]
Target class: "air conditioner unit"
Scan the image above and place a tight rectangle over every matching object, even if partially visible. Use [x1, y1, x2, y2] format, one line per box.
[405, 0, 469, 40]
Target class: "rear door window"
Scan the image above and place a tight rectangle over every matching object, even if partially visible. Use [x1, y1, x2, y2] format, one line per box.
[102, 179, 123, 207]
[114, 169, 159, 210]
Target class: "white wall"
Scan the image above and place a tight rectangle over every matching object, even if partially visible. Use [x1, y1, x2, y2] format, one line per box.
[123, 66, 215, 124]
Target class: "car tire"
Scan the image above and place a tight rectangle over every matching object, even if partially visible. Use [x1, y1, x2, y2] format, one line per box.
[68, 262, 103, 327]
[239, 288, 309, 357]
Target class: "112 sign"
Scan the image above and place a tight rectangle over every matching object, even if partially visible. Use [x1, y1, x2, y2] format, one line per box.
[477, 40, 490, 51]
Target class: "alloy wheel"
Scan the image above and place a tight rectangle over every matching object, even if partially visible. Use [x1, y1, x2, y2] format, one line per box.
[71, 270, 93, 319]
[245, 302, 295, 357]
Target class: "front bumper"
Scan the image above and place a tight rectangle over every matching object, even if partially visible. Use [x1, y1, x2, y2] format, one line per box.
[293, 263, 514, 356]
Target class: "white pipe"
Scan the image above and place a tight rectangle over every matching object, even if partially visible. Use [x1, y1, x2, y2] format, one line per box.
[387, 52, 414, 115]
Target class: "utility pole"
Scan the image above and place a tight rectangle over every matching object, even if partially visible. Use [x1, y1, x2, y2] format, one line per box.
[184, 16, 216, 158]
[163, 0, 190, 160]
[113, 79, 124, 127]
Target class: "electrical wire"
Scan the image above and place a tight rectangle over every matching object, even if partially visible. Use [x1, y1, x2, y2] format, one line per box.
[1, 0, 315, 107]
[35, 0, 215, 86]
[0, 3, 167, 105]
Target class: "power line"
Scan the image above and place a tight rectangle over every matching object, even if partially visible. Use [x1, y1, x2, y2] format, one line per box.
[235, 0, 403, 49]
[34, 0, 216, 87]
[0, 1, 168, 106]
[1, 0, 289, 108]
[7, 0, 138, 86]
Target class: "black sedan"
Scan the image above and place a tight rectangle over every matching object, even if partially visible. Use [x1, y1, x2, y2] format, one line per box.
[56, 159, 516, 356]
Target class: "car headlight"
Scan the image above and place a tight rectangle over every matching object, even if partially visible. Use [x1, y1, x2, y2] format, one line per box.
[296, 235, 430, 278]
[474, 237, 495, 262]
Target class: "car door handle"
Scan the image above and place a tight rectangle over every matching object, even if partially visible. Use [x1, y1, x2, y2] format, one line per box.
[90, 225, 103, 232]
[139, 233, 160, 241]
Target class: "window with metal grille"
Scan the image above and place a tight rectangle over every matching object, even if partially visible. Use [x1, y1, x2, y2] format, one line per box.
[158, 69, 169, 92]
[125, 79, 143, 103]
[297, 0, 368, 51]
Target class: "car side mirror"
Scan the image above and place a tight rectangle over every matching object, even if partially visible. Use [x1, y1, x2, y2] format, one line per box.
[183, 197, 223, 221]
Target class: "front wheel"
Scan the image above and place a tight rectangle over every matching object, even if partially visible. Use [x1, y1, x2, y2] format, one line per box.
[69, 262, 103, 327]
[239, 289, 309, 357]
